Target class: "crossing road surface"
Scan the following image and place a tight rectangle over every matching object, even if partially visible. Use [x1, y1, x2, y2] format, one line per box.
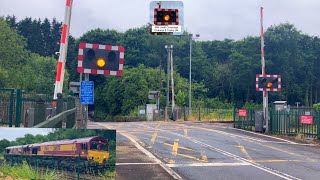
[88, 121, 320, 180]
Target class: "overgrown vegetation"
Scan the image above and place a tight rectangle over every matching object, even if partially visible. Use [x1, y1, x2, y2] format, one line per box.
[0, 17, 69, 94]
[0, 161, 58, 179]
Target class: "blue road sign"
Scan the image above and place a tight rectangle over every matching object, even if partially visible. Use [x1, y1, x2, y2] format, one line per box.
[80, 81, 94, 104]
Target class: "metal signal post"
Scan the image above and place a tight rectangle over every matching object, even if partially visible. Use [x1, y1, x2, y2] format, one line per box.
[189, 34, 200, 116]
[260, 7, 269, 132]
[165, 45, 173, 121]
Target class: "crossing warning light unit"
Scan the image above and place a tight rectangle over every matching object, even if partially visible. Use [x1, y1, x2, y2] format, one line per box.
[149, 1, 184, 35]
[154, 9, 179, 25]
[256, 74, 281, 92]
[77, 42, 125, 76]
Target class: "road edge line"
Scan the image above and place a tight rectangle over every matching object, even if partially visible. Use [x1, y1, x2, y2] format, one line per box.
[229, 127, 299, 144]
[121, 132, 182, 180]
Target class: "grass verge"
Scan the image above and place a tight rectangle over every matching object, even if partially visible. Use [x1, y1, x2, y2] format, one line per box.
[0, 160, 58, 180]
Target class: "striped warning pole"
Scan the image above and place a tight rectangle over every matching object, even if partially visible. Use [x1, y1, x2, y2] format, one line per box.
[260, 7, 269, 132]
[53, 0, 73, 102]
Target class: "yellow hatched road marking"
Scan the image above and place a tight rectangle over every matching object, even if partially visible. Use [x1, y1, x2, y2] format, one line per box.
[184, 129, 188, 137]
[201, 155, 208, 161]
[97, 123, 114, 129]
[172, 139, 179, 155]
[151, 130, 158, 143]
[243, 139, 300, 157]
[169, 159, 175, 164]
[176, 153, 208, 163]
[155, 122, 162, 129]
[163, 142, 195, 152]
[237, 144, 253, 160]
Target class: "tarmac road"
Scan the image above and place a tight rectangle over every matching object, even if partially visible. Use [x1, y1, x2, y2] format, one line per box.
[88, 121, 320, 180]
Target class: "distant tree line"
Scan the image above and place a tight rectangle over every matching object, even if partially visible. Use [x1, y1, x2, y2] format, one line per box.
[2, 15, 320, 118]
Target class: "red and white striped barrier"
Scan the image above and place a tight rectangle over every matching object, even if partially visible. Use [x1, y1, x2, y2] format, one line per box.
[53, 0, 73, 101]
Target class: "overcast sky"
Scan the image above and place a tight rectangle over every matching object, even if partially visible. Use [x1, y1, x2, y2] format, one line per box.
[0, 128, 52, 141]
[0, 0, 320, 40]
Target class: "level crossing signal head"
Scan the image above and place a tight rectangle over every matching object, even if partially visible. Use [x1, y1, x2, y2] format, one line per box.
[77, 43, 125, 76]
[256, 75, 281, 92]
[259, 77, 278, 88]
[83, 48, 118, 70]
[154, 9, 179, 25]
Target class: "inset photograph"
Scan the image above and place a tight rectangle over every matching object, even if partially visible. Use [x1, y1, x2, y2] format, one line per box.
[0, 128, 116, 180]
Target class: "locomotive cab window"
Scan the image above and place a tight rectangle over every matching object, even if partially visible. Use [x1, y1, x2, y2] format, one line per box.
[90, 143, 98, 150]
[32, 148, 37, 155]
[81, 143, 87, 150]
[101, 144, 109, 151]
[6, 149, 10, 154]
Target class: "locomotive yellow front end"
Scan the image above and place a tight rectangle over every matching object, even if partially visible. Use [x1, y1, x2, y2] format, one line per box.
[87, 139, 110, 165]
[87, 150, 110, 164]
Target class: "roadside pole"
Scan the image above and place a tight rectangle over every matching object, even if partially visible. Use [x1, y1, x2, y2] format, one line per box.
[170, 47, 175, 113]
[84, 73, 89, 128]
[79, 73, 83, 128]
[260, 7, 269, 133]
[189, 35, 192, 116]
[165, 45, 171, 121]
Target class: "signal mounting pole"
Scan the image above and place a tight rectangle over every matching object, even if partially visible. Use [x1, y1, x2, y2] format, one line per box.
[170, 46, 175, 112]
[260, 7, 269, 133]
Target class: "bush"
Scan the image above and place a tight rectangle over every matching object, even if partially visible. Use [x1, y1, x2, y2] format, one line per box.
[242, 101, 262, 110]
[204, 98, 233, 109]
[313, 103, 320, 112]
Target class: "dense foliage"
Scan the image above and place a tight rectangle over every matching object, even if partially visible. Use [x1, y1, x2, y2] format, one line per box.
[2, 15, 320, 117]
[0, 18, 68, 94]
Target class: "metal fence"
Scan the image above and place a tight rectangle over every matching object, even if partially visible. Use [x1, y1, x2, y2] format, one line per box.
[270, 109, 320, 139]
[0, 89, 16, 127]
[0, 88, 79, 128]
[233, 107, 320, 139]
[233, 109, 255, 131]
[163, 107, 234, 121]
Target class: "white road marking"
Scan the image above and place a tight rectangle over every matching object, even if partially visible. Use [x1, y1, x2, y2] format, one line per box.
[116, 163, 158, 165]
[141, 124, 301, 180]
[167, 162, 250, 168]
[119, 132, 182, 180]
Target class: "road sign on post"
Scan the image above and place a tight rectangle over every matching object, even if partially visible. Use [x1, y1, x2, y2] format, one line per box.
[80, 81, 94, 105]
[148, 91, 160, 100]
